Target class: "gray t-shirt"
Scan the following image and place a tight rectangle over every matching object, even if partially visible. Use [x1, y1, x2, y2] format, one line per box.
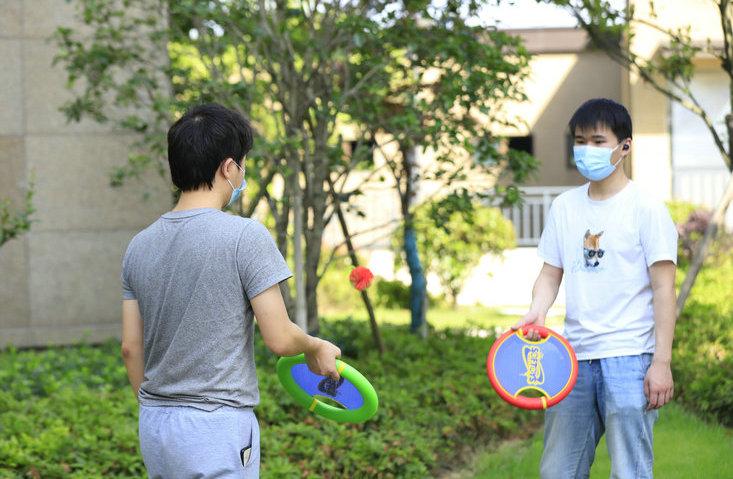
[122, 208, 292, 410]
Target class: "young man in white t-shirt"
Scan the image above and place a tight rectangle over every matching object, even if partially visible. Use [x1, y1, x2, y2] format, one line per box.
[513, 98, 678, 478]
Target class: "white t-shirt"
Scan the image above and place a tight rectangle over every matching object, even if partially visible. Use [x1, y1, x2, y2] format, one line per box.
[538, 181, 678, 360]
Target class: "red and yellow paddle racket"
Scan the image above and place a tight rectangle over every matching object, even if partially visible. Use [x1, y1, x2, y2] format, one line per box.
[487, 325, 577, 410]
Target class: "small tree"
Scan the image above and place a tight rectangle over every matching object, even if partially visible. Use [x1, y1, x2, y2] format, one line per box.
[342, 6, 536, 332]
[405, 196, 517, 309]
[53, 0, 536, 338]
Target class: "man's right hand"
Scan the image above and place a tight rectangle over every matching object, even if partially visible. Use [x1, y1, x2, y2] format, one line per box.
[511, 310, 546, 342]
[305, 338, 342, 381]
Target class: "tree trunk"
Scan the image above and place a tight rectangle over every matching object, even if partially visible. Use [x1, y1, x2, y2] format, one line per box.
[303, 130, 330, 333]
[327, 176, 385, 355]
[401, 145, 428, 336]
[290, 163, 308, 331]
[676, 171, 733, 318]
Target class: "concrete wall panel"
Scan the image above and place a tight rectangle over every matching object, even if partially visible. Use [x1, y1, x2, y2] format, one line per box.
[0, 0, 23, 38]
[0, 40, 24, 135]
[26, 133, 171, 232]
[0, 238, 29, 330]
[27, 229, 140, 330]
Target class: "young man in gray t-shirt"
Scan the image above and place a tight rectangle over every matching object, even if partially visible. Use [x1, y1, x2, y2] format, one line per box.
[121, 103, 341, 478]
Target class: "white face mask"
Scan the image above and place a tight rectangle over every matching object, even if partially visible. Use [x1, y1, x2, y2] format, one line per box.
[225, 161, 246, 207]
[573, 142, 624, 181]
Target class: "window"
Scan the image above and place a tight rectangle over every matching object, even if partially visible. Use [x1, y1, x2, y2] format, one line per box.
[343, 138, 376, 169]
[508, 135, 533, 156]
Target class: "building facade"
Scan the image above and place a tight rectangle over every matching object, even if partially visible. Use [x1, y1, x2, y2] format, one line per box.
[0, 0, 170, 347]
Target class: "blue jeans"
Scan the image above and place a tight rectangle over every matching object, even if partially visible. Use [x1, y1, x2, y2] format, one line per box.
[540, 354, 658, 479]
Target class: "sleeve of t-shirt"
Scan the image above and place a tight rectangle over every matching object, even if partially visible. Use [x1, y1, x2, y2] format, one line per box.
[121, 247, 137, 300]
[639, 199, 679, 267]
[237, 220, 294, 299]
[537, 201, 563, 269]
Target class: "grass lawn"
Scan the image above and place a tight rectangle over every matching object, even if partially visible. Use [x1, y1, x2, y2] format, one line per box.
[446, 401, 733, 479]
[333, 305, 732, 479]
[325, 304, 565, 332]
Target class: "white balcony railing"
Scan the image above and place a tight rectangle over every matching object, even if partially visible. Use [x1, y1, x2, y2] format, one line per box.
[495, 186, 573, 247]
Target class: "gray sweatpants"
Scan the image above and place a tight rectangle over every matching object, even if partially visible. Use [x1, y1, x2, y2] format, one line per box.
[139, 404, 260, 479]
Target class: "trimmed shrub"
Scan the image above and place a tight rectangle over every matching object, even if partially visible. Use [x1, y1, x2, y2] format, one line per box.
[1, 323, 539, 478]
[673, 255, 733, 427]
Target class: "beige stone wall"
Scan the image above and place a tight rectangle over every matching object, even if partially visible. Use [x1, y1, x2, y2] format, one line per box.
[0, 0, 171, 348]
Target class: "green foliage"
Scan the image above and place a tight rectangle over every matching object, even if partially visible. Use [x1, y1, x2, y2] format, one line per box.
[0, 323, 538, 478]
[317, 254, 365, 312]
[665, 203, 733, 425]
[665, 200, 699, 226]
[0, 180, 35, 248]
[52, 0, 539, 330]
[0, 340, 143, 478]
[396, 198, 516, 306]
[256, 319, 537, 478]
[673, 253, 733, 426]
[375, 280, 412, 309]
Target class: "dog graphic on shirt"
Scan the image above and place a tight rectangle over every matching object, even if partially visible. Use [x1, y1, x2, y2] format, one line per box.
[583, 230, 604, 268]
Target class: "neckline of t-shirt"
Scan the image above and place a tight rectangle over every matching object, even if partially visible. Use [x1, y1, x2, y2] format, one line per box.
[583, 180, 633, 206]
[162, 208, 220, 219]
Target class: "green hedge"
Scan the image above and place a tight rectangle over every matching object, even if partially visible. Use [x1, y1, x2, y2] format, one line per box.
[666, 202, 733, 427]
[673, 254, 733, 427]
[0, 323, 537, 478]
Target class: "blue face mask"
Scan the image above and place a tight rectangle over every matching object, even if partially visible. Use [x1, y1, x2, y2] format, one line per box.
[573, 142, 623, 181]
[225, 161, 246, 207]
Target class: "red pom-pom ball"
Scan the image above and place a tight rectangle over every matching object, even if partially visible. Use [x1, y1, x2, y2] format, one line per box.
[349, 266, 374, 291]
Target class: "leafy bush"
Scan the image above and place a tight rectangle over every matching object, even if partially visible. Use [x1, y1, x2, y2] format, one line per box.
[0, 323, 538, 478]
[667, 200, 733, 267]
[394, 200, 516, 307]
[374, 280, 411, 309]
[0, 341, 143, 478]
[317, 254, 364, 312]
[665, 200, 699, 225]
[673, 254, 733, 427]
[668, 201, 733, 426]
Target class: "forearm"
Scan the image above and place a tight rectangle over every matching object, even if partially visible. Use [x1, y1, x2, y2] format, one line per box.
[529, 264, 562, 315]
[652, 285, 676, 364]
[648, 261, 677, 364]
[121, 299, 145, 401]
[252, 284, 322, 357]
[121, 344, 145, 399]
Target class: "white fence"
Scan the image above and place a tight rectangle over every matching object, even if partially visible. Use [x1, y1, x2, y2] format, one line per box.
[495, 186, 573, 247]
[322, 184, 573, 250]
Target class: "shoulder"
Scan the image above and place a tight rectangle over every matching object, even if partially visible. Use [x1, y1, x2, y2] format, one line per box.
[551, 184, 588, 209]
[125, 217, 162, 251]
[192, 210, 265, 235]
[627, 182, 671, 215]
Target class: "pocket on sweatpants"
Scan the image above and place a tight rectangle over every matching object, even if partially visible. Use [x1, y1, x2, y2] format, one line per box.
[240, 412, 260, 468]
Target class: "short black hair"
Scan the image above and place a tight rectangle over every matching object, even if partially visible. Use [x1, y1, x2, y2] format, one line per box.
[167, 103, 254, 191]
[568, 98, 632, 142]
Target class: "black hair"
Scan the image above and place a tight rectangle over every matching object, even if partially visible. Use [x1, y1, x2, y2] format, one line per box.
[568, 98, 632, 142]
[167, 103, 254, 191]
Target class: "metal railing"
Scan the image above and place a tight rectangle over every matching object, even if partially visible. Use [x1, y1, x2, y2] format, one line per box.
[495, 186, 573, 247]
